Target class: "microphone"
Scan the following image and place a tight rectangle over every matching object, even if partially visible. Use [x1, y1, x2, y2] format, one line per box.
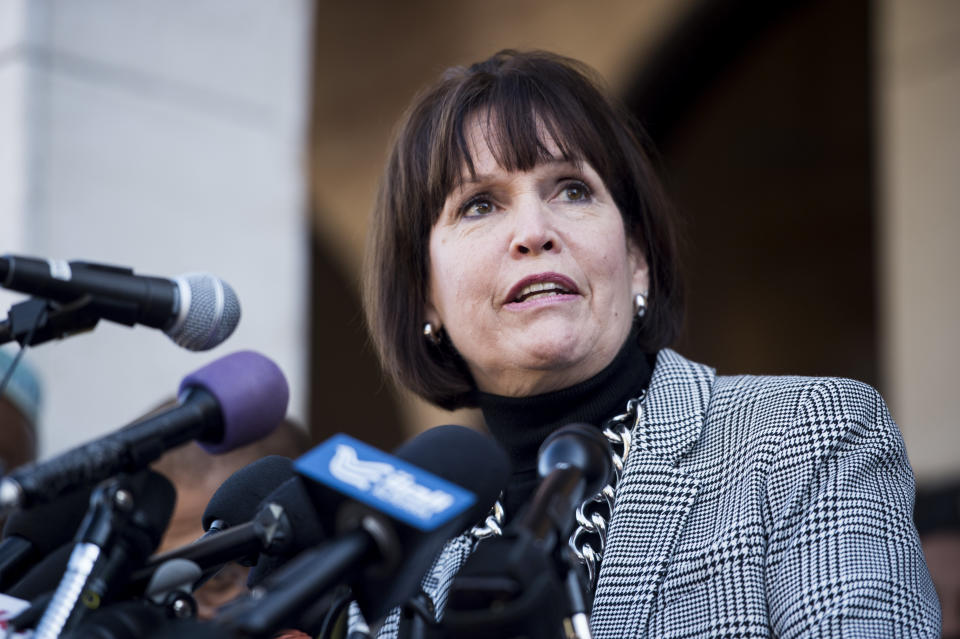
[60, 600, 174, 639]
[129, 474, 325, 595]
[5, 552, 201, 639]
[125, 456, 308, 593]
[439, 423, 614, 639]
[215, 425, 510, 636]
[2, 457, 291, 627]
[5, 544, 73, 601]
[1, 544, 69, 638]
[0, 486, 94, 590]
[0, 350, 288, 516]
[201, 455, 296, 533]
[244, 476, 327, 587]
[0, 254, 240, 351]
[33, 470, 177, 639]
[519, 423, 613, 543]
[126, 615, 238, 639]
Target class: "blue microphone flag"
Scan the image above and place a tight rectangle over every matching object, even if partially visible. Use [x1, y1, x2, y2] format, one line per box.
[294, 434, 476, 532]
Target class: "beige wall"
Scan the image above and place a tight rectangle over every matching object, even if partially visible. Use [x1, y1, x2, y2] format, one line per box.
[1, 0, 312, 456]
[877, 0, 960, 482]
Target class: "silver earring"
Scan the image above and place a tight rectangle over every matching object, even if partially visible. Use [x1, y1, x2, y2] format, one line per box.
[633, 292, 648, 319]
[423, 322, 441, 345]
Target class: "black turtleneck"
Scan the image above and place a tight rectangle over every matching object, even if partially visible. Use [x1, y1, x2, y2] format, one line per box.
[475, 332, 655, 519]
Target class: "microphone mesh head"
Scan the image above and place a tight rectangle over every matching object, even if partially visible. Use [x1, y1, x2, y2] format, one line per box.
[166, 273, 241, 351]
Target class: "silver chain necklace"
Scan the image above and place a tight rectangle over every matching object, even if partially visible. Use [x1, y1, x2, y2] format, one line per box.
[469, 391, 646, 589]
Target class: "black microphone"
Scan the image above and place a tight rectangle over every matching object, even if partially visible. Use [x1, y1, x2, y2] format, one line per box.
[10, 564, 196, 639]
[0, 350, 288, 516]
[0, 254, 240, 351]
[134, 615, 239, 639]
[58, 561, 204, 639]
[518, 423, 613, 544]
[125, 456, 308, 594]
[33, 470, 177, 639]
[199, 462, 335, 592]
[130, 454, 294, 595]
[5, 543, 74, 602]
[61, 600, 173, 639]
[214, 425, 510, 636]
[129, 474, 326, 598]
[439, 423, 613, 639]
[0, 486, 93, 590]
[201, 455, 296, 534]
[244, 476, 327, 588]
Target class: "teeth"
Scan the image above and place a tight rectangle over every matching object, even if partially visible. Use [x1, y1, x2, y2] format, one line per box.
[524, 291, 563, 302]
[515, 281, 573, 302]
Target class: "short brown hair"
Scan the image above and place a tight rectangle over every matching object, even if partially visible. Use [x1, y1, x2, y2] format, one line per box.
[363, 50, 683, 410]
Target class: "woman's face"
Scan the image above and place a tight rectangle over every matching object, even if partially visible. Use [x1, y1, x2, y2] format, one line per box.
[425, 119, 648, 397]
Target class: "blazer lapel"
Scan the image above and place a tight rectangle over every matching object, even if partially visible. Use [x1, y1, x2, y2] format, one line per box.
[590, 349, 713, 638]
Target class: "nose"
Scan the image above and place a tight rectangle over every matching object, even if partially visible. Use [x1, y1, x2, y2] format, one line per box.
[510, 197, 558, 257]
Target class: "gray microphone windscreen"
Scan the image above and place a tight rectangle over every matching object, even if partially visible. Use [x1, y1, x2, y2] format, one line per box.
[167, 273, 241, 351]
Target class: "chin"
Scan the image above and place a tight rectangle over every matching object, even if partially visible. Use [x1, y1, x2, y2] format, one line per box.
[514, 327, 600, 372]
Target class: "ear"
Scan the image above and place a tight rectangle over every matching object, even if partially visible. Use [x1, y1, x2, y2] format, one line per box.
[628, 241, 650, 295]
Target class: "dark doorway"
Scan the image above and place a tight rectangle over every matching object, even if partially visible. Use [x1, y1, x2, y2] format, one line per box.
[308, 228, 405, 450]
[626, 0, 878, 386]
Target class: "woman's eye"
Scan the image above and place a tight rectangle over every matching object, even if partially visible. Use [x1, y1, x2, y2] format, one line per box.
[560, 181, 591, 202]
[461, 196, 495, 217]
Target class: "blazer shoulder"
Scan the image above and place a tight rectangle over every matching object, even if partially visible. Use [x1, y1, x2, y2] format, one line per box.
[701, 373, 902, 470]
[713, 370, 881, 398]
[710, 373, 889, 427]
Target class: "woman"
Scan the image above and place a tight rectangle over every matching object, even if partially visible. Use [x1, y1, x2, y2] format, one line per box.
[362, 50, 939, 637]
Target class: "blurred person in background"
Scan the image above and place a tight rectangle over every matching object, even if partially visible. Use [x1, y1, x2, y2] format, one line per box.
[0, 348, 40, 477]
[152, 414, 310, 620]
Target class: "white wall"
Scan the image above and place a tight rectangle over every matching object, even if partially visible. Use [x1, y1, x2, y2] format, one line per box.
[877, 0, 960, 482]
[0, 0, 312, 455]
[0, 0, 29, 315]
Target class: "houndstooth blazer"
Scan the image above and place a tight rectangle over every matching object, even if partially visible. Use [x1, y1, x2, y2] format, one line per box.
[374, 349, 941, 638]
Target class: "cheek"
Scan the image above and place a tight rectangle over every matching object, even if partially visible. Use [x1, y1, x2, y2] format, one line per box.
[431, 229, 497, 305]
[429, 240, 478, 319]
[579, 229, 633, 289]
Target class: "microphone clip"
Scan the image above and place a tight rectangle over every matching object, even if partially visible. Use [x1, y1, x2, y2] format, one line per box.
[0, 296, 100, 348]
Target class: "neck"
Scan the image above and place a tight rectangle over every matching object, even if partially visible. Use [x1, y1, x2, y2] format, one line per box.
[475, 330, 654, 516]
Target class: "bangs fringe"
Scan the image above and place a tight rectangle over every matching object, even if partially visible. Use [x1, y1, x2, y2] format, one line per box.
[426, 68, 611, 217]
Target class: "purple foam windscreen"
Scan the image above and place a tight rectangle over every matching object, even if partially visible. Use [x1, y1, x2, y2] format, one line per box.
[179, 351, 289, 455]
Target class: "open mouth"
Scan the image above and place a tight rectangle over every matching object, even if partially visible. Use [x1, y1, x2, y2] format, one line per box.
[510, 277, 578, 303]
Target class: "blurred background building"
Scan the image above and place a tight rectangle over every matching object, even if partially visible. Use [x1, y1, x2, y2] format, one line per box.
[0, 0, 956, 488]
[0, 0, 312, 454]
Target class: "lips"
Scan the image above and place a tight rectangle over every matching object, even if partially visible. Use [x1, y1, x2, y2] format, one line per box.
[505, 273, 580, 304]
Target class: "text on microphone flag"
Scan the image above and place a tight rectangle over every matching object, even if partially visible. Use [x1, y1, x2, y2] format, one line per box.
[295, 434, 475, 532]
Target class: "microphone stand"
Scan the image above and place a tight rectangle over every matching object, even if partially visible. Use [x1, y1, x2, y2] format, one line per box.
[396, 591, 437, 639]
[32, 471, 161, 639]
